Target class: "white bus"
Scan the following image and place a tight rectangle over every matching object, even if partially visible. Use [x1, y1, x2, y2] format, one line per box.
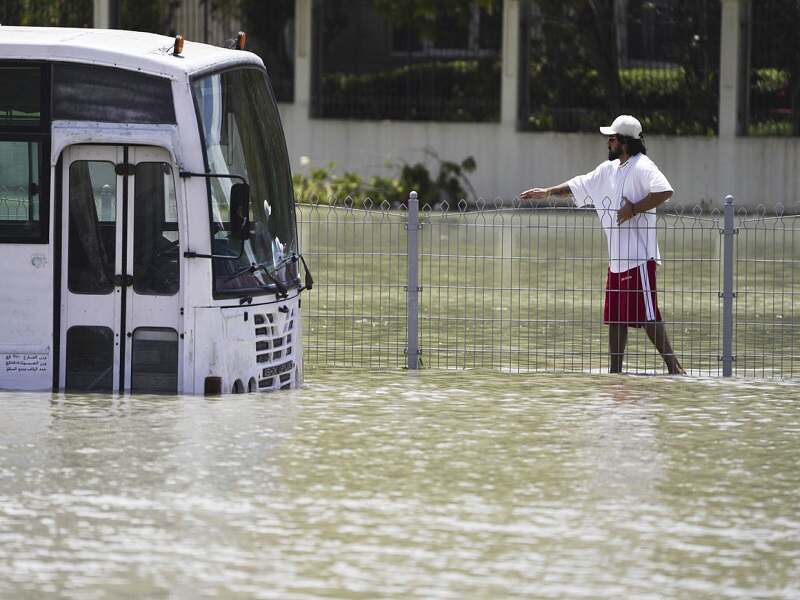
[0, 27, 310, 394]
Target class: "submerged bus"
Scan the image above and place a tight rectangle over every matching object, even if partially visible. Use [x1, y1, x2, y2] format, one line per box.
[0, 27, 309, 394]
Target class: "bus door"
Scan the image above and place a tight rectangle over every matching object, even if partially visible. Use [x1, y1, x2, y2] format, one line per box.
[59, 145, 182, 394]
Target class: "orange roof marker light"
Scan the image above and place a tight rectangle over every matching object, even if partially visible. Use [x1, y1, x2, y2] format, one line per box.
[235, 31, 246, 50]
[173, 34, 185, 56]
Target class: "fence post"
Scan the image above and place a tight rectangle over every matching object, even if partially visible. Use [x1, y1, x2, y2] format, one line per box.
[406, 191, 420, 369]
[722, 195, 735, 376]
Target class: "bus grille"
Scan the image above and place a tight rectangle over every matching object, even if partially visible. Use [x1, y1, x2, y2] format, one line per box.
[254, 308, 297, 390]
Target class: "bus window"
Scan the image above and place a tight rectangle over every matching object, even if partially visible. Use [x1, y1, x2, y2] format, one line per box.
[68, 161, 116, 294]
[65, 325, 115, 393]
[53, 63, 176, 125]
[131, 328, 179, 394]
[0, 66, 41, 127]
[133, 162, 179, 296]
[0, 141, 44, 241]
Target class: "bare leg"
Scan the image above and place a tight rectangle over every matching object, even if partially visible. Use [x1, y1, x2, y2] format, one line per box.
[609, 324, 628, 373]
[643, 321, 685, 374]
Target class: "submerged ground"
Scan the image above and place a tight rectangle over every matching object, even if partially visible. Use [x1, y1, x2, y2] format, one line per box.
[1, 369, 799, 599]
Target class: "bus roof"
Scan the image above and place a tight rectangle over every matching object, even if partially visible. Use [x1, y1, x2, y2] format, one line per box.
[0, 26, 263, 79]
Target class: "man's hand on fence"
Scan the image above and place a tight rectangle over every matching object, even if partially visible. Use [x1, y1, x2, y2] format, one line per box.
[520, 188, 550, 200]
[617, 197, 635, 225]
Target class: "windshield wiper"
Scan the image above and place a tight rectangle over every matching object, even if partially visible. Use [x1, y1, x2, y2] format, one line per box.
[224, 261, 289, 299]
[298, 254, 314, 291]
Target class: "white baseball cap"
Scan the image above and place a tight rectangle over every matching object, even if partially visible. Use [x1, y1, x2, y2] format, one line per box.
[599, 115, 642, 139]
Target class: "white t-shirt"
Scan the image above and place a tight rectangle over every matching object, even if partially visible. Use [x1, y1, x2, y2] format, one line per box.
[567, 154, 673, 273]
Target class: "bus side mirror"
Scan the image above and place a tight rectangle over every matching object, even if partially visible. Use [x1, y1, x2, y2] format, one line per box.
[230, 183, 251, 241]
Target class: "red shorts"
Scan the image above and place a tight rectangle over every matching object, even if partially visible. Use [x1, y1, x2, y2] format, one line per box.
[604, 259, 662, 327]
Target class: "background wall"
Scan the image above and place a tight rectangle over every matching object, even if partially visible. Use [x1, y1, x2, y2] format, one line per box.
[279, 104, 800, 209]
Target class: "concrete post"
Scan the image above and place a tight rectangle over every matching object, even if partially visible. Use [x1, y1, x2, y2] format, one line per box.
[501, 0, 520, 126]
[93, 0, 110, 29]
[294, 0, 312, 108]
[719, 0, 749, 137]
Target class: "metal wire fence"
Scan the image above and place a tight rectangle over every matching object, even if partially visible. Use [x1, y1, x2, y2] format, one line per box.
[297, 195, 800, 378]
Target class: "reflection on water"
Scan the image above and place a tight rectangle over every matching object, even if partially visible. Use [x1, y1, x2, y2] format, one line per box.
[1, 372, 799, 599]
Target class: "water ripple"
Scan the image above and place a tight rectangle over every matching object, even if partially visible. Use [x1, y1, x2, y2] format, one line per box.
[1, 371, 799, 598]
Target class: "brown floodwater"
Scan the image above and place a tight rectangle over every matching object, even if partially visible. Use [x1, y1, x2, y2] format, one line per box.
[1, 370, 799, 599]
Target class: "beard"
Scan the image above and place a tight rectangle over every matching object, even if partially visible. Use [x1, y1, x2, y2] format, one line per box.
[608, 147, 622, 161]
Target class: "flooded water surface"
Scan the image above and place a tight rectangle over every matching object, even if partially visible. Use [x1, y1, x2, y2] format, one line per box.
[1, 371, 799, 599]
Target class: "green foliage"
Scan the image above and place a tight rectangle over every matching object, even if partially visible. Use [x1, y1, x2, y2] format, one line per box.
[293, 152, 477, 208]
[321, 59, 500, 122]
[0, 0, 179, 31]
[748, 120, 792, 137]
[752, 68, 789, 94]
[397, 151, 477, 207]
[525, 0, 720, 136]
[748, 67, 795, 136]
[371, 0, 497, 42]
[526, 63, 717, 135]
[120, 0, 180, 34]
[241, 0, 294, 99]
[748, 1, 800, 135]
[293, 163, 402, 207]
[0, 0, 235, 35]
[1, 0, 93, 27]
[372, 0, 496, 21]
[209, 0, 242, 18]
[318, 0, 501, 122]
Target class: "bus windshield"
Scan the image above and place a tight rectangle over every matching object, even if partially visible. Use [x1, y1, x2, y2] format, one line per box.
[192, 67, 297, 295]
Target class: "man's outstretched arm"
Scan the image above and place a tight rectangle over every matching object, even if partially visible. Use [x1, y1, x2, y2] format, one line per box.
[520, 183, 573, 202]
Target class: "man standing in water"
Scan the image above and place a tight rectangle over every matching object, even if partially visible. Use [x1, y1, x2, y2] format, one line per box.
[520, 115, 685, 374]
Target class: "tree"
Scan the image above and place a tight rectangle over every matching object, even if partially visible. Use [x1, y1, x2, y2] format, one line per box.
[665, 0, 720, 131]
[0, 1, 22, 24]
[119, 0, 181, 34]
[371, 0, 497, 42]
[241, 0, 294, 100]
[533, 0, 622, 115]
[757, 0, 800, 135]
[525, 0, 720, 133]
[0, 0, 92, 27]
[0, 0, 181, 32]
